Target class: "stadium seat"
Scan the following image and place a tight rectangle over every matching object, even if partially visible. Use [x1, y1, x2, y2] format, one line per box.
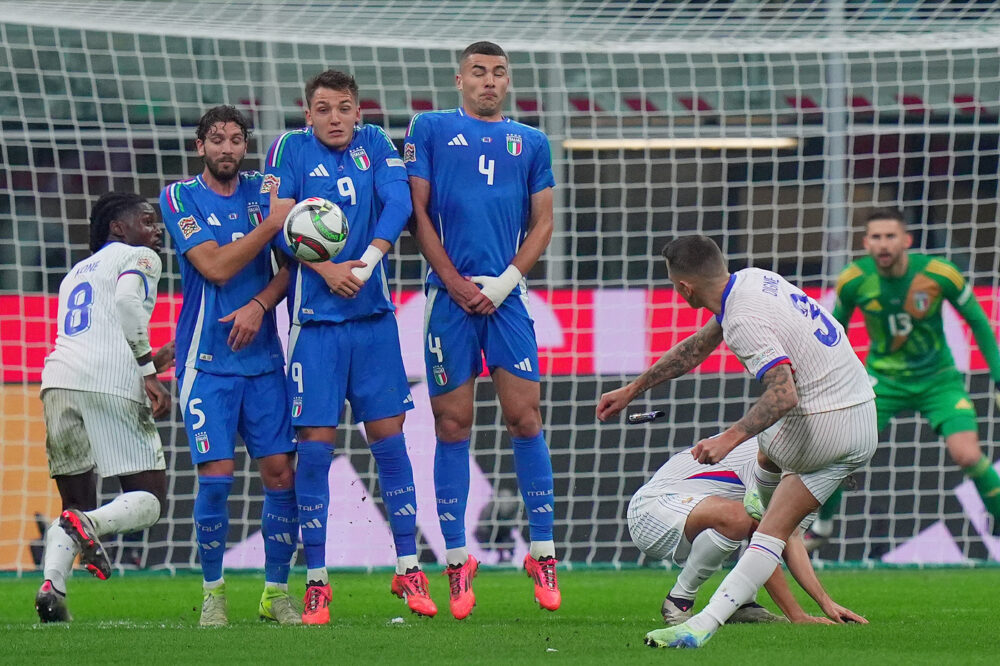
[624, 96, 658, 112]
[516, 98, 540, 113]
[411, 98, 435, 112]
[568, 97, 603, 113]
[678, 95, 713, 112]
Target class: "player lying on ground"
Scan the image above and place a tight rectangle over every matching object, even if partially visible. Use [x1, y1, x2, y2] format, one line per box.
[629, 438, 867, 625]
[266, 69, 428, 623]
[160, 105, 300, 626]
[405, 40, 560, 619]
[598, 235, 876, 648]
[809, 208, 1000, 550]
[36, 192, 173, 622]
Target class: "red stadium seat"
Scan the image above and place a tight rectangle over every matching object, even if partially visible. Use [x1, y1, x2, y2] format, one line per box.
[678, 96, 713, 112]
[569, 97, 603, 113]
[411, 98, 434, 112]
[516, 99, 540, 113]
[897, 94, 927, 115]
[624, 96, 658, 112]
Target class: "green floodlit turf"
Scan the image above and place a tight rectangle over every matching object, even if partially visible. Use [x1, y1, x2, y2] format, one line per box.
[1, 568, 997, 665]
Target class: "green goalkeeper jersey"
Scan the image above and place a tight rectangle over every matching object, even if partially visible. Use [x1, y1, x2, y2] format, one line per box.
[833, 253, 1000, 382]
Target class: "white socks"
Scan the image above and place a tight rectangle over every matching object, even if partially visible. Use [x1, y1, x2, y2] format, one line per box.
[42, 520, 78, 594]
[307, 567, 329, 585]
[687, 532, 786, 633]
[530, 540, 556, 560]
[671, 529, 742, 600]
[396, 554, 419, 575]
[85, 491, 161, 537]
[446, 547, 469, 567]
[752, 464, 782, 509]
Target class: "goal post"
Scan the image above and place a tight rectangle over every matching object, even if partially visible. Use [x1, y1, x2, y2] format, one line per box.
[3, 0, 1000, 573]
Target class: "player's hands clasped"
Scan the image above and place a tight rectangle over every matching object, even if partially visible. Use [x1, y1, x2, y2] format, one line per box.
[219, 300, 265, 351]
[446, 276, 496, 315]
[143, 375, 171, 419]
[596, 384, 638, 422]
[317, 260, 366, 298]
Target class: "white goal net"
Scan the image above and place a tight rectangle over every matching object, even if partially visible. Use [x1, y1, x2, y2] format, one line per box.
[3, 0, 1000, 573]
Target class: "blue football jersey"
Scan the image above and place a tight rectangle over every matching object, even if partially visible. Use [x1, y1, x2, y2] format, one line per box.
[263, 124, 410, 324]
[403, 108, 555, 287]
[160, 172, 284, 377]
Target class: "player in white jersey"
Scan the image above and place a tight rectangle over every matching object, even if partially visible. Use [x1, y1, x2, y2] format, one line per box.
[597, 235, 876, 648]
[35, 192, 173, 623]
[630, 438, 867, 627]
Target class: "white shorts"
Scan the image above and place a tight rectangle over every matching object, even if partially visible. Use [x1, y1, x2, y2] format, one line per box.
[757, 399, 877, 504]
[627, 491, 710, 565]
[42, 388, 165, 478]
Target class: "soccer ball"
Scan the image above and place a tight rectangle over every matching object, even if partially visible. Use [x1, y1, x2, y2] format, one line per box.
[284, 197, 349, 262]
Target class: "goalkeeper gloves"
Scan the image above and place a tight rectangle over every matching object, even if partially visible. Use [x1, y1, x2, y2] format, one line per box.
[351, 244, 385, 282]
[471, 265, 523, 309]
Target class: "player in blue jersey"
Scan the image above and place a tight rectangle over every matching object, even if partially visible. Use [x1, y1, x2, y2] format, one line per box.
[404, 41, 559, 619]
[263, 70, 432, 623]
[160, 106, 300, 626]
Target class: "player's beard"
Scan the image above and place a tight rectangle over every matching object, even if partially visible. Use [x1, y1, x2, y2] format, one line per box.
[204, 156, 240, 183]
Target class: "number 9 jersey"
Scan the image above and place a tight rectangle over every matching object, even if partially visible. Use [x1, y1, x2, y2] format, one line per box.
[403, 108, 555, 289]
[717, 267, 874, 413]
[41, 242, 161, 403]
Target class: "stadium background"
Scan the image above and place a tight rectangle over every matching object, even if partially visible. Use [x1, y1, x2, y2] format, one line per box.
[2, 0, 1000, 573]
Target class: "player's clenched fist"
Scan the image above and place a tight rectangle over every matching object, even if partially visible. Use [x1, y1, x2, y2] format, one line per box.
[596, 384, 638, 422]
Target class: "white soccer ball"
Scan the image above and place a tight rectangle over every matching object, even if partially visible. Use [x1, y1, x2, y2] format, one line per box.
[284, 197, 349, 262]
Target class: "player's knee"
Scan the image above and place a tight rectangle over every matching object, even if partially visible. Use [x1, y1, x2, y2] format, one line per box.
[259, 454, 295, 490]
[504, 408, 542, 439]
[715, 505, 754, 541]
[435, 413, 473, 442]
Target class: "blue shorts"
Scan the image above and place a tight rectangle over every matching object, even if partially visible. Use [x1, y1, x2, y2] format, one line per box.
[423, 285, 540, 397]
[178, 368, 295, 465]
[287, 312, 414, 428]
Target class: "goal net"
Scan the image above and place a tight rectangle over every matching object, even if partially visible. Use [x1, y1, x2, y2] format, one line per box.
[3, 0, 1000, 573]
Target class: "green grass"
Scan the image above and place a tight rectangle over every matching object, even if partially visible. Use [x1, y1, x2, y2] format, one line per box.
[1, 568, 997, 664]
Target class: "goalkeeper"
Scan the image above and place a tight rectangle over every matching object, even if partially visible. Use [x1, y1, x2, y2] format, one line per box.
[810, 209, 1000, 548]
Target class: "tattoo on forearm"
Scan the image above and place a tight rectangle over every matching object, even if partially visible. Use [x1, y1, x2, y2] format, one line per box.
[636, 322, 723, 392]
[735, 365, 797, 437]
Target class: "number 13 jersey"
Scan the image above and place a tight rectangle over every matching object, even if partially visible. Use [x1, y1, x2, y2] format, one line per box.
[404, 108, 555, 289]
[717, 267, 874, 414]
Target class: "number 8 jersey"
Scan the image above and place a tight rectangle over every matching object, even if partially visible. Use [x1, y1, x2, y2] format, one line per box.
[403, 108, 555, 288]
[41, 242, 161, 403]
[717, 267, 874, 413]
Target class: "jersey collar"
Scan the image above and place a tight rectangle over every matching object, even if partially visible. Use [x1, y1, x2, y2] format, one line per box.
[715, 273, 738, 324]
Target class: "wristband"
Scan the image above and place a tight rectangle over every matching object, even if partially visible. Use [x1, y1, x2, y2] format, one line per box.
[138, 361, 156, 377]
[351, 244, 386, 282]
[251, 296, 267, 312]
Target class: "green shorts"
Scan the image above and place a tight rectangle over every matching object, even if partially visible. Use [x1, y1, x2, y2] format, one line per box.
[871, 368, 978, 438]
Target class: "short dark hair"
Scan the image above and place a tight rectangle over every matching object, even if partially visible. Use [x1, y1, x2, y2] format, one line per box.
[865, 208, 906, 227]
[196, 105, 251, 142]
[460, 41, 508, 64]
[661, 235, 728, 279]
[304, 69, 359, 107]
[89, 191, 147, 253]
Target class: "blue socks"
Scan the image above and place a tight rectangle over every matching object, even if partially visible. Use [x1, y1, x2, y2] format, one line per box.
[194, 475, 233, 583]
[434, 438, 471, 549]
[262, 486, 298, 585]
[295, 440, 335, 570]
[512, 433, 555, 542]
[370, 433, 418, 558]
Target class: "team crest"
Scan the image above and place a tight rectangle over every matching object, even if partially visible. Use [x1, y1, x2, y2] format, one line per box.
[506, 134, 523, 156]
[177, 215, 201, 240]
[292, 396, 303, 418]
[247, 202, 263, 227]
[350, 147, 371, 171]
[403, 143, 416, 163]
[136, 256, 156, 274]
[195, 432, 210, 454]
[260, 173, 280, 194]
[432, 364, 448, 387]
[912, 291, 930, 313]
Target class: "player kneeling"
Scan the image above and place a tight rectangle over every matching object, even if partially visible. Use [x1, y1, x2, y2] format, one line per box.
[629, 438, 868, 627]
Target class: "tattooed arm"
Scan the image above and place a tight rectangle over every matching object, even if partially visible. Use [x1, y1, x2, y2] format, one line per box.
[596, 319, 724, 422]
[690, 363, 799, 464]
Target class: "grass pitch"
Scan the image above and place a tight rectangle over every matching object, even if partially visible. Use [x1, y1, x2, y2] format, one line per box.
[1, 567, 997, 664]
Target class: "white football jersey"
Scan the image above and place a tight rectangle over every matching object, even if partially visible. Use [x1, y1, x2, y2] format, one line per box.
[636, 439, 758, 501]
[718, 268, 873, 413]
[41, 242, 162, 403]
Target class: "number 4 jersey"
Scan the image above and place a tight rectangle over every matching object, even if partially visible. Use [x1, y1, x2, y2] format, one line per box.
[717, 267, 874, 413]
[41, 242, 162, 403]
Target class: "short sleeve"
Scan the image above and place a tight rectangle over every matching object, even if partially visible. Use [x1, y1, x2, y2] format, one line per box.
[160, 184, 214, 255]
[403, 113, 432, 181]
[369, 125, 408, 189]
[528, 133, 556, 194]
[724, 313, 791, 381]
[263, 132, 302, 201]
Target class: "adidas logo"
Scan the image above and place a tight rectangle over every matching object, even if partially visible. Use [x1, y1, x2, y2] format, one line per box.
[206, 213, 221, 227]
[309, 164, 330, 177]
[531, 504, 554, 514]
[302, 519, 323, 529]
[403, 394, 413, 404]
[447, 134, 469, 146]
[514, 357, 533, 372]
[394, 504, 416, 517]
[439, 512, 458, 522]
[267, 532, 295, 545]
